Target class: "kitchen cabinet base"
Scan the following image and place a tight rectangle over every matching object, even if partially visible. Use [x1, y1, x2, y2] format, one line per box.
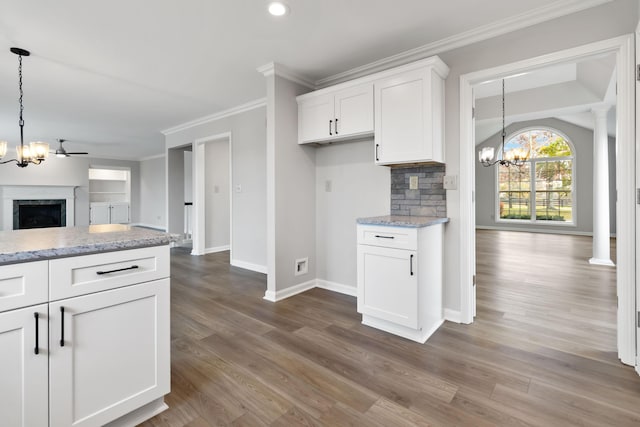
[362, 314, 443, 344]
[104, 397, 168, 427]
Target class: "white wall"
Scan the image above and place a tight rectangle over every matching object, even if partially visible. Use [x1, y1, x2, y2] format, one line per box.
[204, 139, 230, 250]
[165, 106, 267, 270]
[438, 0, 637, 312]
[139, 156, 166, 229]
[266, 73, 316, 297]
[0, 155, 140, 228]
[475, 118, 616, 234]
[315, 139, 390, 290]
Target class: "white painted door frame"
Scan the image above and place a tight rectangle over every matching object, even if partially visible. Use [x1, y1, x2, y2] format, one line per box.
[459, 34, 636, 366]
[635, 25, 640, 375]
[192, 132, 233, 259]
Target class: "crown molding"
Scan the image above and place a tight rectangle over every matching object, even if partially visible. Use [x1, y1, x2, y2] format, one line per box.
[161, 97, 267, 136]
[257, 62, 316, 89]
[315, 0, 613, 88]
[138, 152, 166, 162]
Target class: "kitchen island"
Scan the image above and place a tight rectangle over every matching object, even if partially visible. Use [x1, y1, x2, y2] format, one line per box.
[0, 224, 176, 427]
[356, 215, 448, 343]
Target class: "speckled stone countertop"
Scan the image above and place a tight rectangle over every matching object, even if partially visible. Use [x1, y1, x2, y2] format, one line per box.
[357, 215, 449, 228]
[0, 224, 178, 265]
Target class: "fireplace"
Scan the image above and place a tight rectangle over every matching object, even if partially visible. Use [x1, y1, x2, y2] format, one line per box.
[13, 199, 67, 230]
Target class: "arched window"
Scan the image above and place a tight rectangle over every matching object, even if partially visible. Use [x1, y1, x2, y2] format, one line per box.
[497, 128, 575, 224]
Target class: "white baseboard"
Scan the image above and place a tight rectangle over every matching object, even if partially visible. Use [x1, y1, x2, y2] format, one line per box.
[476, 225, 616, 238]
[131, 223, 167, 232]
[316, 279, 357, 297]
[204, 245, 230, 254]
[104, 397, 168, 427]
[263, 279, 316, 302]
[231, 259, 268, 274]
[444, 308, 462, 323]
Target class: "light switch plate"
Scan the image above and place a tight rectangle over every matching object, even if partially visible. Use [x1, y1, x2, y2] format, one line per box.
[443, 175, 458, 190]
[409, 176, 419, 190]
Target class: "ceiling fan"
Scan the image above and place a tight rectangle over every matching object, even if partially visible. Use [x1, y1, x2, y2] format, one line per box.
[54, 139, 89, 158]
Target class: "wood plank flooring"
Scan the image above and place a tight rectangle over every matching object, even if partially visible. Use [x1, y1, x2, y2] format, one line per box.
[141, 230, 640, 426]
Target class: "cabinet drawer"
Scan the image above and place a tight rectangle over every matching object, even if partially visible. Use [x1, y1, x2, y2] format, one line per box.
[357, 225, 417, 250]
[0, 261, 48, 313]
[49, 245, 170, 300]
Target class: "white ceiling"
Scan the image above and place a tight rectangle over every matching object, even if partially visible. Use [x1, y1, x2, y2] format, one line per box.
[0, 0, 610, 160]
[473, 52, 617, 144]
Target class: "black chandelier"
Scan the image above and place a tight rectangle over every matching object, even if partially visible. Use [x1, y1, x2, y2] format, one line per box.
[0, 47, 49, 168]
[478, 79, 528, 167]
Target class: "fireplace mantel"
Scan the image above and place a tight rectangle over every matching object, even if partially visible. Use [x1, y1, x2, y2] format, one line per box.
[1, 186, 77, 231]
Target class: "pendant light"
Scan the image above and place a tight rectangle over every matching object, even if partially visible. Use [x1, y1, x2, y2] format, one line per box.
[479, 79, 528, 167]
[0, 47, 49, 168]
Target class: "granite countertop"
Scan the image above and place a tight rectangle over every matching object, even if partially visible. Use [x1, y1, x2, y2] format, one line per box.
[0, 224, 179, 265]
[357, 215, 449, 228]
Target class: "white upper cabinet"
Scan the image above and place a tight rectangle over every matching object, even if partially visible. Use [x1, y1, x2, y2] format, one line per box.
[298, 82, 374, 144]
[374, 58, 448, 165]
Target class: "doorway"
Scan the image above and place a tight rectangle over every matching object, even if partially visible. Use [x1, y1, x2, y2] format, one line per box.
[166, 144, 193, 247]
[459, 35, 635, 366]
[192, 133, 232, 258]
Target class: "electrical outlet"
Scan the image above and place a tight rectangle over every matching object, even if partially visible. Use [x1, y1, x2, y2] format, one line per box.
[409, 176, 419, 190]
[235, 184, 242, 193]
[213, 185, 219, 193]
[325, 180, 332, 192]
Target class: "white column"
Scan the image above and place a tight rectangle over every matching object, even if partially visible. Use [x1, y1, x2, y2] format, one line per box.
[589, 107, 614, 266]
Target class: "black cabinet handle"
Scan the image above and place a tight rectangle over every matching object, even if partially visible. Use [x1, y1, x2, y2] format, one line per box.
[34, 312, 39, 355]
[410, 254, 414, 276]
[60, 307, 65, 347]
[374, 235, 394, 239]
[375, 144, 380, 161]
[96, 265, 139, 275]
[335, 118, 339, 134]
[329, 120, 333, 136]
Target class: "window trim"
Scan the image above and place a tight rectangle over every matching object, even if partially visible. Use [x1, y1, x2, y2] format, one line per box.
[494, 126, 576, 227]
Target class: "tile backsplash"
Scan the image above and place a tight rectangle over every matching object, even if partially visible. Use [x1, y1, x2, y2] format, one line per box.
[390, 165, 446, 217]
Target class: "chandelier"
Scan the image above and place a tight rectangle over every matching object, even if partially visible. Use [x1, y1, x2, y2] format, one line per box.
[0, 48, 49, 168]
[478, 79, 528, 167]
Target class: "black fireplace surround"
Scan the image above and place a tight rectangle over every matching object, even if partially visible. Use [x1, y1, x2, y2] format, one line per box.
[13, 199, 66, 230]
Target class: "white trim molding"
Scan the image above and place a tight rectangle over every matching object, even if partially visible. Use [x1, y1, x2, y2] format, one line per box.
[459, 34, 635, 365]
[316, 0, 612, 88]
[161, 98, 266, 135]
[315, 279, 357, 297]
[263, 279, 316, 302]
[130, 223, 167, 232]
[230, 259, 268, 274]
[204, 245, 230, 255]
[257, 62, 315, 89]
[444, 309, 462, 324]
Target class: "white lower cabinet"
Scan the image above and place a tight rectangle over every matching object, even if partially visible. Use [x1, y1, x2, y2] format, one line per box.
[49, 279, 170, 427]
[90, 202, 130, 225]
[0, 303, 49, 427]
[0, 245, 171, 427]
[357, 223, 443, 343]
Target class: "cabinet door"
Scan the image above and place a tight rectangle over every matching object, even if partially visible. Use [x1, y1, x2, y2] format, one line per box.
[357, 245, 418, 328]
[49, 279, 170, 427]
[0, 304, 48, 427]
[90, 203, 110, 225]
[298, 93, 334, 143]
[375, 68, 440, 165]
[334, 83, 374, 138]
[109, 202, 130, 224]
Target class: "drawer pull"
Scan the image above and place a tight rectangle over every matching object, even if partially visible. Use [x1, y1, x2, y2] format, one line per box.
[335, 118, 339, 134]
[329, 119, 333, 136]
[375, 144, 380, 161]
[410, 254, 414, 276]
[96, 265, 139, 275]
[374, 235, 395, 239]
[34, 312, 39, 355]
[60, 307, 65, 347]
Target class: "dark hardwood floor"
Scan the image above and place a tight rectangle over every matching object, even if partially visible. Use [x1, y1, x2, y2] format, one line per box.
[141, 230, 640, 426]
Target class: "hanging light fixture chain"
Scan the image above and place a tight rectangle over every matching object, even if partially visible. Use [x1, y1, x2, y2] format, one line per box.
[18, 54, 24, 127]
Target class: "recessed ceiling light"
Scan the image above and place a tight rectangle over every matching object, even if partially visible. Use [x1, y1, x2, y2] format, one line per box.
[268, 2, 289, 16]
